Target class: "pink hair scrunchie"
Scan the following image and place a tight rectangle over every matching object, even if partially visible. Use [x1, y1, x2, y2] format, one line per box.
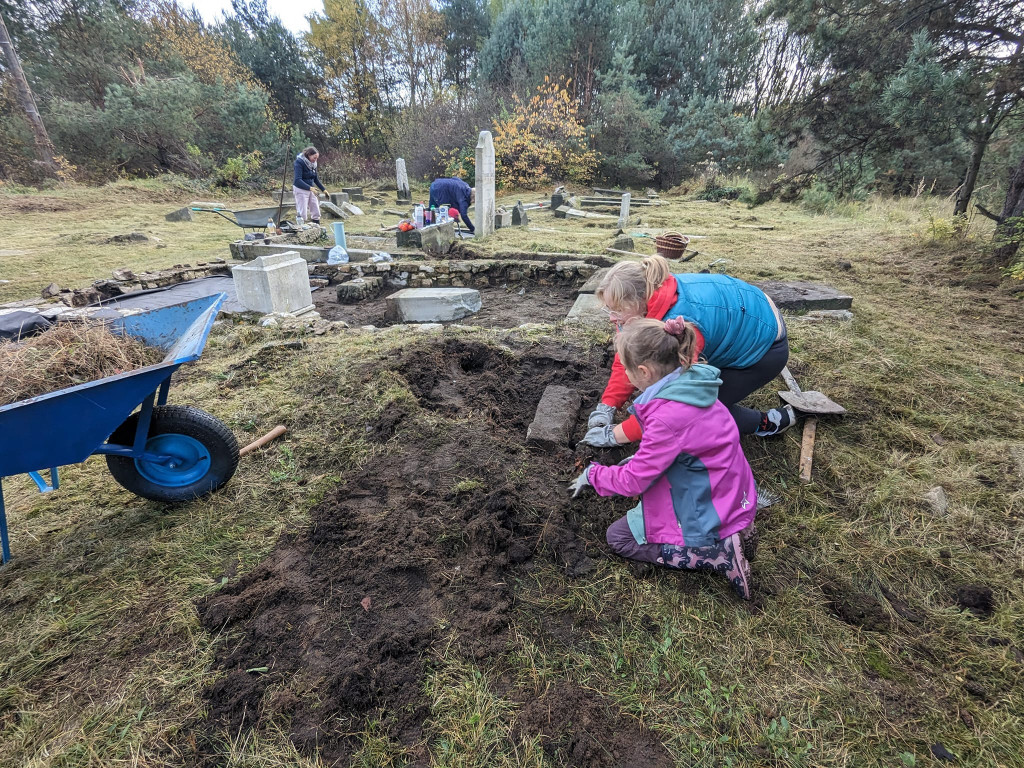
[663, 317, 687, 336]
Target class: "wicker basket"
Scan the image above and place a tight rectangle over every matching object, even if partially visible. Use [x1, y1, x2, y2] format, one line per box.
[655, 231, 690, 260]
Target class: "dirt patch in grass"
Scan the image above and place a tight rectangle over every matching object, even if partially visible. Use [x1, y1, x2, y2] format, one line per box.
[514, 681, 674, 768]
[195, 338, 669, 765]
[0, 196, 79, 215]
[313, 283, 577, 328]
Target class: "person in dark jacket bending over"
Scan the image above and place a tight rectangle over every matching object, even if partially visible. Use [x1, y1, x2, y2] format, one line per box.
[428, 177, 475, 233]
[293, 146, 327, 225]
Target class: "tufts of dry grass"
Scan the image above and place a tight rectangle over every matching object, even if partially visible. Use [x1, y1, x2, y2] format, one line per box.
[0, 324, 164, 406]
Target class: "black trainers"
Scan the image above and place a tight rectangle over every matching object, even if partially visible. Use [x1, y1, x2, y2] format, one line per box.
[754, 405, 797, 437]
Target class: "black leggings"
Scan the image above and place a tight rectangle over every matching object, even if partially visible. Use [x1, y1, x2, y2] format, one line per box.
[718, 335, 790, 434]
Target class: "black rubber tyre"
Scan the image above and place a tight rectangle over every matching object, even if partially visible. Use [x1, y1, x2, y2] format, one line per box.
[105, 405, 240, 502]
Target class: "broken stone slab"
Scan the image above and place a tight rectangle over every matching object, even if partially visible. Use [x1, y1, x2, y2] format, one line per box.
[41, 282, 61, 299]
[165, 207, 193, 222]
[229, 242, 375, 264]
[494, 208, 512, 229]
[383, 208, 408, 217]
[319, 201, 347, 219]
[512, 202, 529, 226]
[296, 225, 325, 244]
[190, 200, 228, 209]
[527, 385, 582, 449]
[231, 251, 314, 315]
[385, 287, 481, 323]
[342, 187, 365, 201]
[577, 268, 609, 295]
[796, 309, 855, 323]
[337, 276, 384, 304]
[758, 281, 853, 311]
[111, 268, 136, 281]
[342, 201, 364, 216]
[565, 293, 608, 327]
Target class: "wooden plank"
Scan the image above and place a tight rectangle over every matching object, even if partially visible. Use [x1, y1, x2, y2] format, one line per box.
[799, 416, 818, 484]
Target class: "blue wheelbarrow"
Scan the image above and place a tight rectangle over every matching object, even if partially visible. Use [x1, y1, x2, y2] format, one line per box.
[0, 293, 239, 564]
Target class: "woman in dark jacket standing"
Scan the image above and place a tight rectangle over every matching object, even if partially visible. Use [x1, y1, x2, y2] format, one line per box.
[293, 146, 327, 224]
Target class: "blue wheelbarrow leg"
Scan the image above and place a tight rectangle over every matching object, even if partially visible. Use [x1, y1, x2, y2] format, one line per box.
[0, 478, 10, 564]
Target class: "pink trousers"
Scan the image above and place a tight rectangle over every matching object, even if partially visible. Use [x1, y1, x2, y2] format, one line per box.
[292, 186, 322, 222]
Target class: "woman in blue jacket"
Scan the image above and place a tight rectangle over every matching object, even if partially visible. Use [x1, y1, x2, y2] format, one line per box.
[293, 146, 327, 225]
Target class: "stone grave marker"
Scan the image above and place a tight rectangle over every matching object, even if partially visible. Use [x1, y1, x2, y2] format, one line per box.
[475, 131, 496, 238]
[617, 193, 631, 229]
[385, 287, 481, 323]
[757, 281, 853, 311]
[231, 251, 315, 316]
[527, 385, 582, 449]
[396, 158, 411, 202]
[512, 201, 529, 226]
[494, 206, 511, 229]
[165, 207, 193, 222]
[565, 293, 607, 328]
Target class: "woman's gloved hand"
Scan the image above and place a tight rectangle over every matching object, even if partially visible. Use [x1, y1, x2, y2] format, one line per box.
[581, 424, 619, 448]
[587, 403, 616, 429]
[569, 465, 593, 498]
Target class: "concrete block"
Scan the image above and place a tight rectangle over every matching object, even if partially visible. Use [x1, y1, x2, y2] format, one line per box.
[611, 235, 635, 251]
[231, 251, 314, 315]
[329, 192, 350, 205]
[494, 209, 512, 229]
[758, 281, 853, 311]
[565, 293, 608, 328]
[337, 276, 384, 304]
[385, 287, 481, 323]
[527, 385, 582, 449]
[231, 242, 334, 262]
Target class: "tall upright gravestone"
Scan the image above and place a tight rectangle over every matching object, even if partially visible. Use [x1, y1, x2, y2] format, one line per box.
[617, 193, 631, 230]
[396, 157, 411, 202]
[475, 131, 495, 238]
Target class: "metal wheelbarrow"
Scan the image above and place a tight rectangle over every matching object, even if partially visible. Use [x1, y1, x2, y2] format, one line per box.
[191, 205, 292, 232]
[0, 293, 239, 564]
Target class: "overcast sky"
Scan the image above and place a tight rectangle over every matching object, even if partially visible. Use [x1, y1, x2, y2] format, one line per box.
[185, 0, 324, 35]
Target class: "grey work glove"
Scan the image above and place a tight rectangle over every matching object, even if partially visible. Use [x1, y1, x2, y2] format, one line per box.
[587, 403, 616, 429]
[569, 465, 593, 498]
[581, 424, 619, 448]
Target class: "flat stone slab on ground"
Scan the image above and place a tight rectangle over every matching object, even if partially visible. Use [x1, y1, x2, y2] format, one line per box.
[385, 287, 481, 323]
[577, 268, 609, 295]
[527, 385, 582, 449]
[565, 293, 608, 327]
[759, 281, 853, 311]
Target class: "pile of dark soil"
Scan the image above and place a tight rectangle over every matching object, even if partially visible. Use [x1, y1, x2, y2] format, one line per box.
[196, 338, 671, 766]
[313, 283, 577, 328]
[0, 324, 163, 406]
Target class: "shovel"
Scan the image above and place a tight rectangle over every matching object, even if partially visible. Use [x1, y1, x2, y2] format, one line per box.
[779, 367, 846, 483]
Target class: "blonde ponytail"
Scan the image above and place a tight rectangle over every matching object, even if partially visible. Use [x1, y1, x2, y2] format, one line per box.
[616, 317, 699, 376]
[596, 254, 672, 315]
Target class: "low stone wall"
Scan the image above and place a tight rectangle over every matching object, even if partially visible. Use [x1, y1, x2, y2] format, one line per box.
[310, 258, 599, 289]
[66, 261, 232, 306]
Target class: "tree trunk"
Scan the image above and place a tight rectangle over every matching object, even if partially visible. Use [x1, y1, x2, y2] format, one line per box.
[954, 134, 986, 216]
[0, 9, 57, 176]
[993, 152, 1024, 265]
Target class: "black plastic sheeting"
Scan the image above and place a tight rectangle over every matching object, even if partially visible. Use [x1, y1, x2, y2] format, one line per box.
[0, 311, 52, 341]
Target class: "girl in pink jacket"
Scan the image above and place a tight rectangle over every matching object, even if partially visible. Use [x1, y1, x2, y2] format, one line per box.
[570, 317, 758, 599]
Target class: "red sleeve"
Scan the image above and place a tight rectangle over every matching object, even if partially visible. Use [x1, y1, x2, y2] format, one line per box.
[621, 415, 643, 442]
[600, 351, 634, 409]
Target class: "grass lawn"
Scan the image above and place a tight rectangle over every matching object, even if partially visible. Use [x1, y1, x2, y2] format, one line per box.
[0, 179, 1022, 767]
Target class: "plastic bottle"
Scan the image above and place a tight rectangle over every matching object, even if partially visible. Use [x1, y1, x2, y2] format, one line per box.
[413, 204, 424, 229]
[430, 205, 438, 226]
[266, 217, 275, 231]
[424, 207, 433, 226]
[296, 211, 304, 228]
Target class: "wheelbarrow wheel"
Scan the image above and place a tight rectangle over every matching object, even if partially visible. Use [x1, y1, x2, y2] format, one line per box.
[106, 406, 239, 502]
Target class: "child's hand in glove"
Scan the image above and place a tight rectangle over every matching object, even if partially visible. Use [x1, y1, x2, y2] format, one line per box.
[569, 465, 593, 498]
[581, 424, 619, 448]
[587, 403, 616, 429]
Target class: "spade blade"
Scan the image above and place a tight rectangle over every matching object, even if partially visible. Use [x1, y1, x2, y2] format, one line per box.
[779, 390, 847, 415]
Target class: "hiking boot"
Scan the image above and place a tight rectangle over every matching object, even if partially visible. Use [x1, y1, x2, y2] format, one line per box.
[754, 404, 797, 437]
[722, 533, 753, 600]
